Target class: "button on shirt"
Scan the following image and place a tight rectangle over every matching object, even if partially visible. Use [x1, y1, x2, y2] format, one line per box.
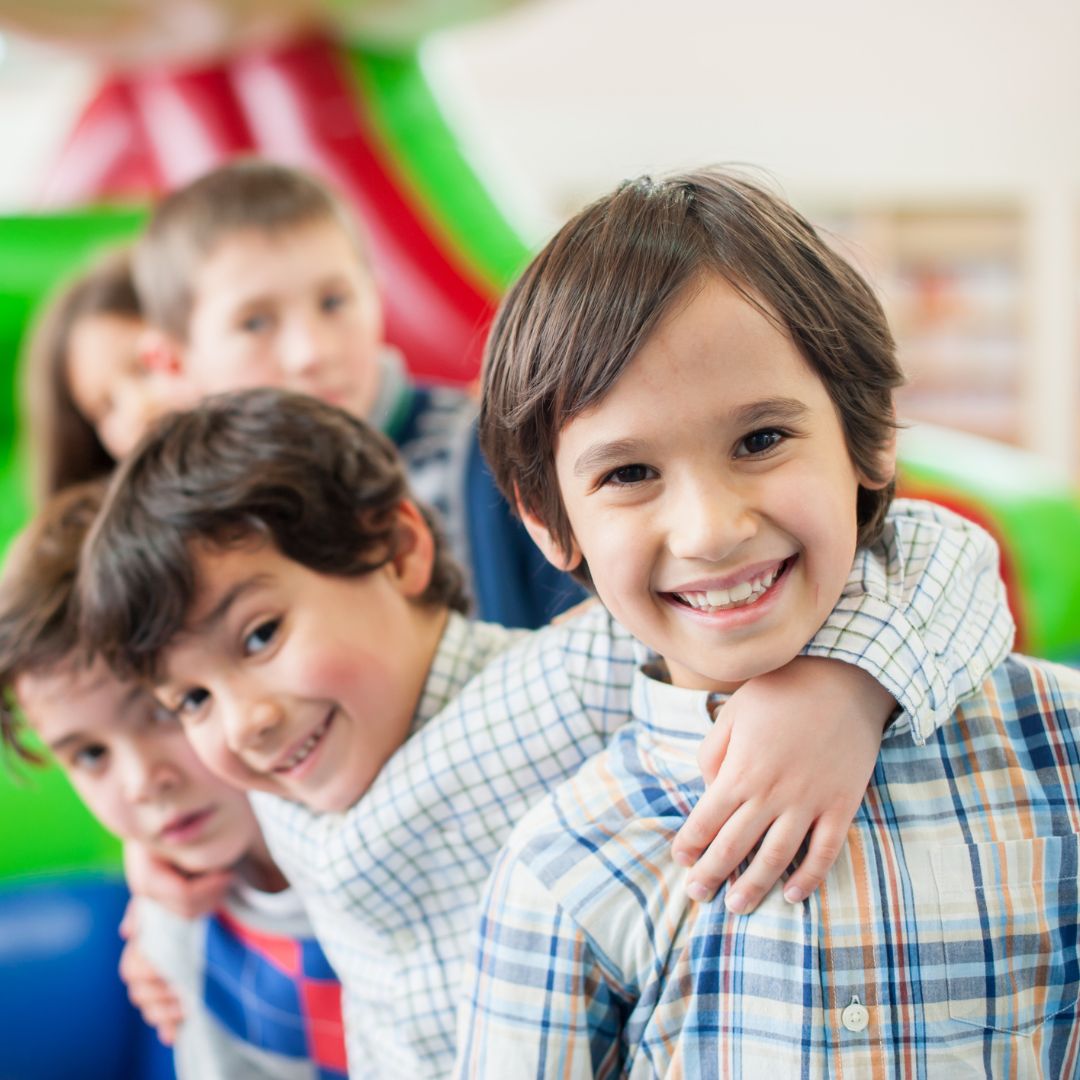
[253, 501, 1013, 1078]
[455, 653, 1080, 1078]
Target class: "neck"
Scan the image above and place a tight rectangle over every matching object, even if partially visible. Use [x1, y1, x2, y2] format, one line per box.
[237, 831, 289, 894]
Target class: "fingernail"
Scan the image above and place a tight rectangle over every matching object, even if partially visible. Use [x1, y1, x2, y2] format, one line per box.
[687, 881, 713, 902]
[672, 849, 694, 868]
[784, 884, 808, 904]
[725, 889, 746, 914]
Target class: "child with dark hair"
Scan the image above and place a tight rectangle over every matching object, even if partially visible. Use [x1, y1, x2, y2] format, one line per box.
[80, 385, 1010, 1077]
[0, 480, 347, 1080]
[132, 157, 577, 630]
[458, 167, 1077, 1076]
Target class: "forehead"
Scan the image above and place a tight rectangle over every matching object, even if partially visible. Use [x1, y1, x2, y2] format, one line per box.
[197, 217, 365, 293]
[559, 277, 823, 438]
[17, 660, 144, 742]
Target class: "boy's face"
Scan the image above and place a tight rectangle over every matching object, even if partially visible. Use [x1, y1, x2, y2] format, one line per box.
[18, 658, 259, 874]
[180, 216, 384, 421]
[153, 506, 441, 814]
[526, 275, 891, 694]
[66, 313, 174, 459]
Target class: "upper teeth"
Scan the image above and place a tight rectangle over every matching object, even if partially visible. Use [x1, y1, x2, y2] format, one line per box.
[276, 716, 330, 772]
[676, 563, 783, 611]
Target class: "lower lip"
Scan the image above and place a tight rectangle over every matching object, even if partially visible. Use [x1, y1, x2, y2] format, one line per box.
[160, 808, 215, 845]
[273, 710, 335, 782]
[664, 556, 796, 629]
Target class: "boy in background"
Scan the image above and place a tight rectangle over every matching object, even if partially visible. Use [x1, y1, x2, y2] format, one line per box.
[134, 158, 576, 630]
[457, 168, 1079, 1076]
[80, 388, 1011, 1077]
[0, 481, 348, 1080]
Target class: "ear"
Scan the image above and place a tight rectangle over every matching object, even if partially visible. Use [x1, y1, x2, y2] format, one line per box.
[385, 499, 437, 598]
[516, 496, 583, 573]
[859, 421, 899, 490]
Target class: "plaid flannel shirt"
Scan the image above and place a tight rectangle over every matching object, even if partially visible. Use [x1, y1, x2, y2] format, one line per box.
[254, 501, 1013, 1078]
[455, 653, 1079, 1079]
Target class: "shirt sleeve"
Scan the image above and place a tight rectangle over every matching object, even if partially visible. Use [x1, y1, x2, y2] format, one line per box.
[454, 851, 629, 1080]
[801, 497, 1015, 743]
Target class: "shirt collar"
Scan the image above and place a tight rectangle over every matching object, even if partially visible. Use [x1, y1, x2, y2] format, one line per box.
[366, 345, 415, 440]
[631, 659, 728, 778]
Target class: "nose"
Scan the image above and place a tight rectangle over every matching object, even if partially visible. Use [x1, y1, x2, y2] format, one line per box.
[223, 695, 287, 756]
[665, 472, 757, 563]
[121, 748, 181, 805]
[281, 309, 334, 377]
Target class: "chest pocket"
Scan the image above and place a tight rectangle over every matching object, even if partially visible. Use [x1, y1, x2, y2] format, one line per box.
[930, 834, 1080, 1035]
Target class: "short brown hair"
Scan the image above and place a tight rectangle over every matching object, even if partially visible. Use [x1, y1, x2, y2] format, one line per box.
[480, 168, 902, 583]
[133, 158, 365, 340]
[0, 480, 107, 762]
[80, 388, 468, 682]
[26, 247, 139, 502]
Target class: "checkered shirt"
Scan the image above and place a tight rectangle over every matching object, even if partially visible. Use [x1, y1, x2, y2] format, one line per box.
[455, 651, 1078, 1079]
[254, 500, 1013, 1078]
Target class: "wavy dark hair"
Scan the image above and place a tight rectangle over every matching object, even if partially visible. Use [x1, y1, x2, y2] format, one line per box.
[80, 388, 468, 682]
[0, 480, 107, 762]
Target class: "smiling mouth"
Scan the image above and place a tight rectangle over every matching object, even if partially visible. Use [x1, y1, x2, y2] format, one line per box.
[273, 712, 333, 774]
[670, 556, 794, 613]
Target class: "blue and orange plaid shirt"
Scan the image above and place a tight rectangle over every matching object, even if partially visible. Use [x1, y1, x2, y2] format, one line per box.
[455, 653, 1080, 1078]
[256, 501, 1013, 1077]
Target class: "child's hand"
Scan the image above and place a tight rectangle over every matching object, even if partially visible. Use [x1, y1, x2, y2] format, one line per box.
[118, 902, 185, 1045]
[124, 841, 234, 919]
[672, 656, 894, 913]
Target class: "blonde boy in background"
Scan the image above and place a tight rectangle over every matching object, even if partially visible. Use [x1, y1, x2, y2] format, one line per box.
[133, 158, 578, 631]
[0, 481, 347, 1080]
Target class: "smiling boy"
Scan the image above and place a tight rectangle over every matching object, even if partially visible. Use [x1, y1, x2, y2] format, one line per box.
[456, 169, 1080, 1077]
[77, 385, 1013, 1078]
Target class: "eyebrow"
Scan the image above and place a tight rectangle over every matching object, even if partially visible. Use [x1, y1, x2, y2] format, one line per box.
[46, 684, 148, 754]
[570, 396, 811, 479]
[572, 438, 648, 479]
[189, 574, 274, 637]
[730, 396, 811, 429]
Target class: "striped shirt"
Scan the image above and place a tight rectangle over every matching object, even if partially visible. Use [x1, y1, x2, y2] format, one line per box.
[253, 501, 1013, 1078]
[454, 653, 1079, 1079]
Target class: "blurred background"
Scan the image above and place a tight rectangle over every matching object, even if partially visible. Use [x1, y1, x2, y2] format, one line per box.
[2, 0, 1078, 477]
[0, 4, 1077, 1077]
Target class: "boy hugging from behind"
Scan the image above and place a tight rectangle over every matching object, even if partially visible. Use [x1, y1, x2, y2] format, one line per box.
[79, 380, 1008, 1078]
[455, 168, 1079, 1077]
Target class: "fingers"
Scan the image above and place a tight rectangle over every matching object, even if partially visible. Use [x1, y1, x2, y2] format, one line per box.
[681, 800, 777, 904]
[779, 813, 849, 905]
[119, 938, 185, 1045]
[672, 777, 739, 869]
[696, 707, 732, 786]
[716, 811, 813, 915]
[119, 899, 139, 941]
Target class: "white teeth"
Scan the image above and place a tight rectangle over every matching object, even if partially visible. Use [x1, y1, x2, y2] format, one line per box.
[276, 716, 330, 772]
[677, 562, 784, 612]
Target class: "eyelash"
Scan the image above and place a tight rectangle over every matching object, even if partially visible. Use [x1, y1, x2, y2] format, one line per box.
[72, 744, 107, 772]
[599, 463, 656, 488]
[243, 618, 280, 656]
[737, 427, 789, 457]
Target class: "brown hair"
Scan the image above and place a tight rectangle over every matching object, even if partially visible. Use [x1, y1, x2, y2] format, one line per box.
[26, 247, 139, 502]
[0, 480, 107, 762]
[134, 158, 365, 341]
[80, 388, 468, 682]
[480, 168, 903, 584]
